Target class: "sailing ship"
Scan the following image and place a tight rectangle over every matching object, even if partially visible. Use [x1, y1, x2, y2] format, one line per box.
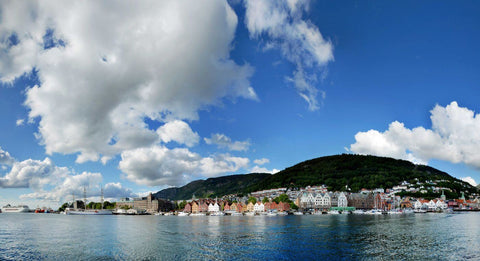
[65, 187, 112, 215]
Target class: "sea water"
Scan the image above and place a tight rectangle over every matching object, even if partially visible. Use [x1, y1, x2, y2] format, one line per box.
[1, 212, 479, 260]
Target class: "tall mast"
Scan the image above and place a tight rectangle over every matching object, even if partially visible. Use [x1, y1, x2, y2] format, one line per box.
[101, 186, 104, 210]
[84, 187, 87, 210]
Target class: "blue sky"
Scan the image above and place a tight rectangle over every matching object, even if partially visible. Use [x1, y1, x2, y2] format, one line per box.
[1, 1, 479, 208]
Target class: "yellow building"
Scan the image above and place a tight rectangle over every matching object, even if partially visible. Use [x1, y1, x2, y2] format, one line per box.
[247, 202, 254, 212]
[191, 201, 199, 213]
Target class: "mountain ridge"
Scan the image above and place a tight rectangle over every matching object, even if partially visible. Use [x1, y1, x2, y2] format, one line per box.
[154, 154, 478, 200]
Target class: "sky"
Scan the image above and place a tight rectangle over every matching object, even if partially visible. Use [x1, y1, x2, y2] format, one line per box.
[1, 0, 480, 208]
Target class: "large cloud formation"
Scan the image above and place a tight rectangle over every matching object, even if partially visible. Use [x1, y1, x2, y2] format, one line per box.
[244, 0, 334, 110]
[0, 148, 135, 202]
[119, 145, 250, 186]
[350, 102, 480, 169]
[0, 0, 257, 163]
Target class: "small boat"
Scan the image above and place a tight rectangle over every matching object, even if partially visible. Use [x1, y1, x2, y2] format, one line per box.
[414, 209, 427, 213]
[277, 211, 288, 216]
[190, 213, 206, 216]
[210, 211, 225, 216]
[245, 212, 255, 216]
[366, 209, 383, 215]
[177, 212, 189, 216]
[352, 209, 365, 214]
[328, 210, 340, 215]
[231, 212, 243, 216]
[293, 211, 304, 215]
[267, 212, 278, 216]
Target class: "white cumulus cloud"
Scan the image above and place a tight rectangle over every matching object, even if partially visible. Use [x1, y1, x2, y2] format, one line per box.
[0, 147, 15, 166]
[157, 120, 200, 147]
[0, 0, 257, 163]
[119, 145, 250, 187]
[350, 102, 480, 169]
[244, 0, 334, 110]
[251, 165, 280, 174]
[204, 133, 251, 151]
[0, 147, 135, 202]
[461, 177, 477, 187]
[0, 157, 69, 190]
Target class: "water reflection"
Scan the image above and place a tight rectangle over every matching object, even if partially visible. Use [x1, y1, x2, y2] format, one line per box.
[1, 213, 480, 260]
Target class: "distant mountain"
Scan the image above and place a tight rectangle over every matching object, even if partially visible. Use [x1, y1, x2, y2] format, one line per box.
[154, 173, 271, 200]
[245, 154, 478, 196]
[154, 154, 478, 201]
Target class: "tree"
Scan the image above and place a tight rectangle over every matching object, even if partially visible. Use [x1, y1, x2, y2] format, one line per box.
[290, 202, 299, 210]
[58, 203, 69, 212]
[262, 197, 269, 203]
[278, 194, 291, 203]
[248, 197, 257, 204]
[178, 200, 187, 210]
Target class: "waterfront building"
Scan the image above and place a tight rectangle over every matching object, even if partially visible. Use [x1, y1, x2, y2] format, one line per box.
[247, 202, 254, 212]
[254, 202, 265, 212]
[184, 203, 192, 213]
[191, 201, 199, 213]
[115, 193, 173, 213]
[300, 192, 315, 209]
[337, 192, 348, 208]
[347, 193, 373, 209]
[230, 202, 238, 212]
[277, 202, 290, 212]
[224, 203, 231, 211]
[199, 201, 208, 212]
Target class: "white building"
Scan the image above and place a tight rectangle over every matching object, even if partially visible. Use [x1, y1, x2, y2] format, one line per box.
[300, 192, 315, 209]
[337, 192, 348, 208]
[208, 202, 220, 213]
[254, 202, 265, 212]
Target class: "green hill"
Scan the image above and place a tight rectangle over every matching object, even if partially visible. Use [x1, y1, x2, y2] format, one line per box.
[154, 173, 271, 200]
[154, 154, 478, 200]
[245, 154, 478, 197]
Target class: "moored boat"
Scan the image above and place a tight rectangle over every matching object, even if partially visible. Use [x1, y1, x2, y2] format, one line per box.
[1, 204, 30, 213]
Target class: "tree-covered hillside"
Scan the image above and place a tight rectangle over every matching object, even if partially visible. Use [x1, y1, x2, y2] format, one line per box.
[154, 155, 478, 200]
[245, 154, 478, 196]
[154, 173, 271, 200]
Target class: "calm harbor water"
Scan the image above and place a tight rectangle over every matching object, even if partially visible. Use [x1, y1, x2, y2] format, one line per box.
[1, 212, 479, 260]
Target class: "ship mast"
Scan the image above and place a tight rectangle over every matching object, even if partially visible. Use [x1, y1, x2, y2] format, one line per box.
[84, 187, 87, 210]
[101, 186, 104, 210]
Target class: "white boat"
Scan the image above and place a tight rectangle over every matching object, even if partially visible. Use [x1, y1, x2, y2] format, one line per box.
[387, 209, 402, 215]
[177, 212, 189, 216]
[245, 212, 255, 216]
[163, 212, 173, 216]
[1, 204, 30, 213]
[65, 208, 112, 215]
[277, 211, 288, 216]
[402, 208, 414, 214]
[267, 212, 278, 216]
[414, 209, 427, 213]
[190, 213, 206, 216]
[231, 212, 243, 216]
[210, 211, 225, 216]
[352, 210, 365, 215]
[293, 211, 304, 215]
[366, 209, 383, 215]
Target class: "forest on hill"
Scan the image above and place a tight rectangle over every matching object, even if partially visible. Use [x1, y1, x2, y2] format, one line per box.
[155, 154, 478, 200]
